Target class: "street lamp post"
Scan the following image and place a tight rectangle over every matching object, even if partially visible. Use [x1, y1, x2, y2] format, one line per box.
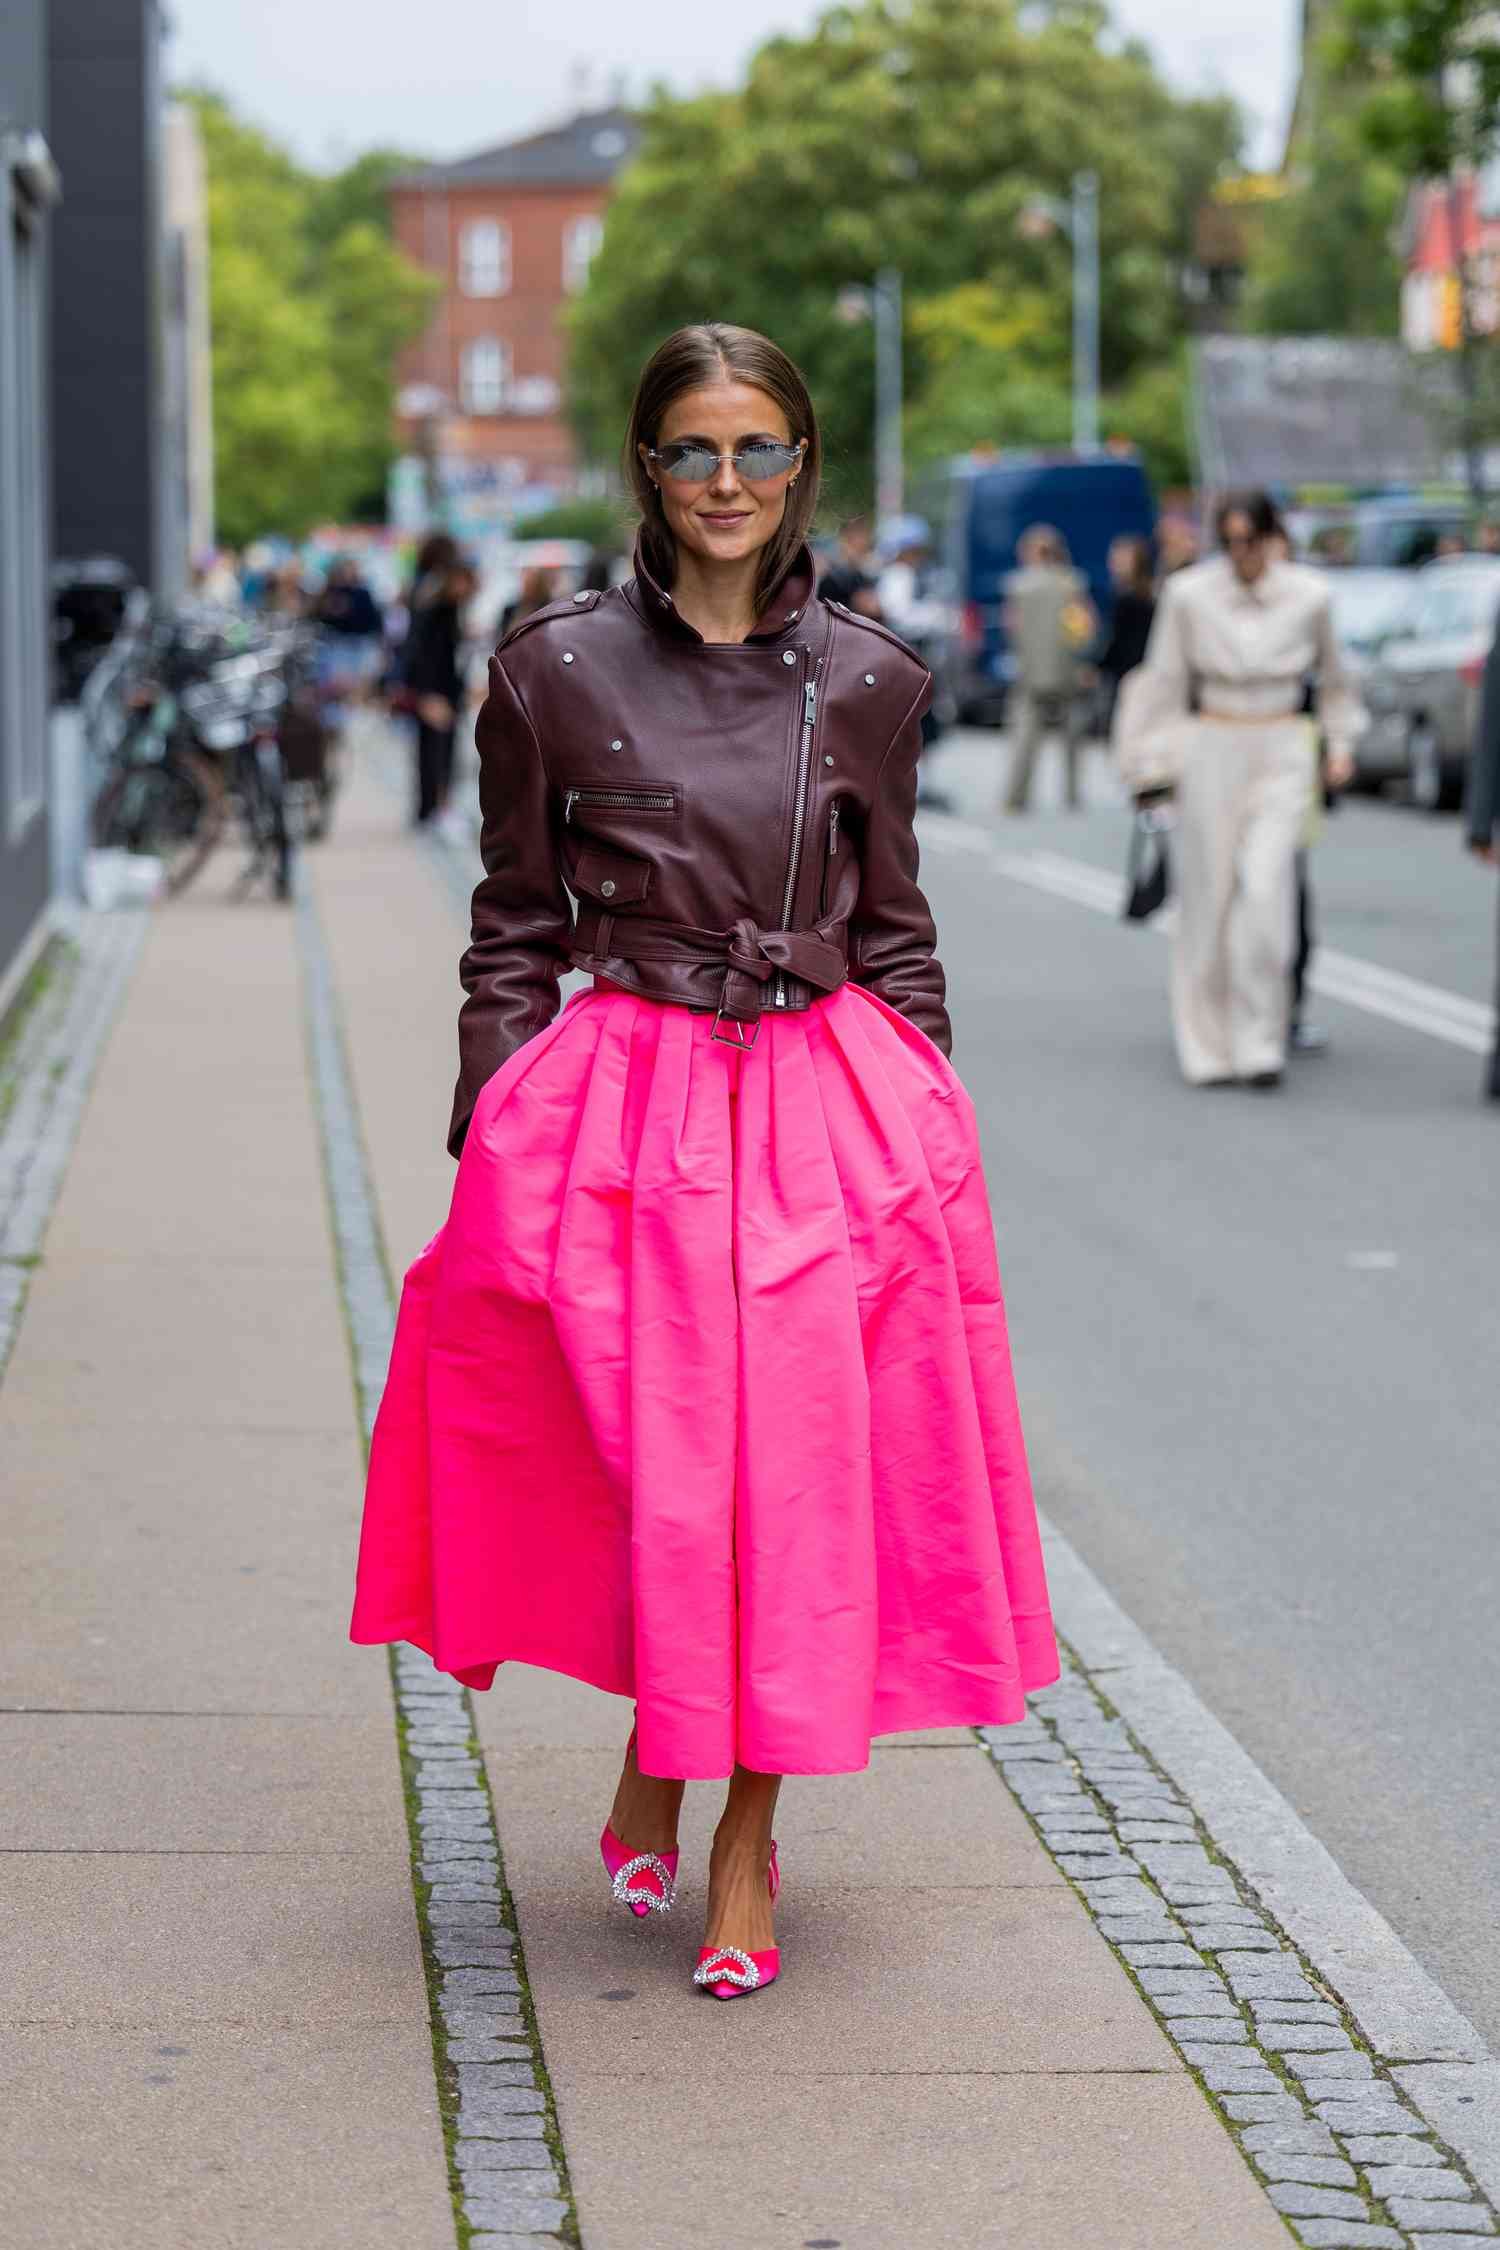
[837, 268, 904, 521]
[1020, 171, 1100, 456]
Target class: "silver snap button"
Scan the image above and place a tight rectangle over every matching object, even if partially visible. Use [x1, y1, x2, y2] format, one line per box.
[562, 652, 574, 664]
[573, 590, 589, 603]
[787, 609, 799, 620]
[782, 650, 795, 665]
[658, 594, 671, 608]
[864, 672, 876, 686]
[609, 738, 623, 751]
[824, 755, 834, 767]
[601, 879, 616, 898]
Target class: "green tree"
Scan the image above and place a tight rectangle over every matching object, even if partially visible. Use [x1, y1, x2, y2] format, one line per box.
[1330, 0, 1500, 490]
[1242, 103, 1403, 336]
[184, 92, 437, 543]
[566, 0, 1239, 513]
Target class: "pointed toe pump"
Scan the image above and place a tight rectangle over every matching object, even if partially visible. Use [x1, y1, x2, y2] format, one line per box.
[693, 1840, 781, 2000]
[599, 1824, 679, 1919]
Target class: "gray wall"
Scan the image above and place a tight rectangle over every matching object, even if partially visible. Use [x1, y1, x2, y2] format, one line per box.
[0, 0, 55, 997]
[48, 0, 164, 586]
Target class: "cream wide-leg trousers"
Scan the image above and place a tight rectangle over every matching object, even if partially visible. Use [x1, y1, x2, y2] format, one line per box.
[1170, 717, 1317, 1083]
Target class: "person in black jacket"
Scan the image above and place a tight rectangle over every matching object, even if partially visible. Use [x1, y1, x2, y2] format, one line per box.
[1467, 613, 1500, 1100]
[404, 550, 476, 827]
[1095, 535, 1156, 738]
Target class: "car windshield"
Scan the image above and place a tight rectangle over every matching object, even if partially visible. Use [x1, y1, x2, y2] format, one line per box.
[1406, 572, 1500, 641]
[1328, 575, 1413, 649]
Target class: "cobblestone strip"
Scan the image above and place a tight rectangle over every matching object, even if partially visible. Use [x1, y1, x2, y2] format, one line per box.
[984, 1659, 1498, 2248]
[0, 911, 147, 1384]
[294, 870, 581, 2250]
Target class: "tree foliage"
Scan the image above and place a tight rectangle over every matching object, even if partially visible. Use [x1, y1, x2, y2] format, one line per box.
[1242, 100, 1403, 337]
[565, 0, 1240, 512]
[184, 92, 437, 545]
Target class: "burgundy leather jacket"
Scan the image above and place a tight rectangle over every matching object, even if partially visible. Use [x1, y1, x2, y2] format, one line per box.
[450, 535, 949, 1154]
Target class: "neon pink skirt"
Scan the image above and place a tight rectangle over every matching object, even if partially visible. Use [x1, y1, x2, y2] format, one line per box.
[350, 982, 1058, 1777]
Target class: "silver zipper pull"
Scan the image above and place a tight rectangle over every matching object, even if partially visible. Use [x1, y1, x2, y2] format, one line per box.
[564, 789, 578, 824]
[804, 680, 817, 725]
[829, 802, 840, 855]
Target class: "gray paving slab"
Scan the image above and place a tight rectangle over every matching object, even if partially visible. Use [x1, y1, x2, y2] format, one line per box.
[0, 1421, 377, 1714]
[0, 2023, 452, 2250]
[554, 2069, 1289, 2250]
[0, 1710, 405, 1852]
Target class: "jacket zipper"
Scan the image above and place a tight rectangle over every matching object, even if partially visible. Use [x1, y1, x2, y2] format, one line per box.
[564, 786, 675, 824]
[820, 799, 840, 915]
[774, 672, 819, 1007]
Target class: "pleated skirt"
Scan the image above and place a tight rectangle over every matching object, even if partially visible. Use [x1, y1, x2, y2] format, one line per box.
[349, 981, 1059, 1777]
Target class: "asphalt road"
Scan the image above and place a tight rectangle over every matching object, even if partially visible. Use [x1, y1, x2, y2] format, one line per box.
[916, 726, 1500, 2049]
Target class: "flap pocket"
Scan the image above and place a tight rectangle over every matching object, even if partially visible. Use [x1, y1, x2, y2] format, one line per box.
[570, 845, 652, 906]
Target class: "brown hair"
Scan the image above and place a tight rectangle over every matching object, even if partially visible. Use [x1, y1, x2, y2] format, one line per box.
[623, 322, 822, 614]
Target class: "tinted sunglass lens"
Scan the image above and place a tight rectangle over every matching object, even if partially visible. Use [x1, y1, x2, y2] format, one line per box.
[657, 444, 719, 480]
[736, 443, 800, 481]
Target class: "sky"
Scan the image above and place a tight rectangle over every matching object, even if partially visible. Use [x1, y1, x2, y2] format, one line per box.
[162, 0, 1301, 174]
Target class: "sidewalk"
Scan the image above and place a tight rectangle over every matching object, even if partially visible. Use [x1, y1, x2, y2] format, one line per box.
[0, 745, 1346, 2245]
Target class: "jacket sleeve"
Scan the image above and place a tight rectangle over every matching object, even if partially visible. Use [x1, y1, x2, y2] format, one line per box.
[1111, 573, 1193, 793]
[448, 654, 574, 1157]
[847, 669, 952, 1054]
[1467, 616, 1500, 847]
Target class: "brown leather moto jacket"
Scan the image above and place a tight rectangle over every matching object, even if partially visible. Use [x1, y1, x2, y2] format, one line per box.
[450, 535, 949, 1154]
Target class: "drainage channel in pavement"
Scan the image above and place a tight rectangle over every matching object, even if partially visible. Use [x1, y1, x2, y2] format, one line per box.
[983, 1665, 1499, 2248]
[294, 864, 580, 2250]
[0, 910, 147, 1386]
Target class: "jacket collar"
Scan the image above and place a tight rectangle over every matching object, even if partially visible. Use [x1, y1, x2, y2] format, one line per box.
[628, 532, 817, 646]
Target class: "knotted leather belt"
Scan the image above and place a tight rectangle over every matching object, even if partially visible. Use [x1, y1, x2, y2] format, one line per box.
[572, 903, 848, 1041]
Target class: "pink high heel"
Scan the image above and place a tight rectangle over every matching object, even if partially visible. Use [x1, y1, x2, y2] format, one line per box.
[693, 1839, 780, 1999]
[600, 1823, 679, 1918]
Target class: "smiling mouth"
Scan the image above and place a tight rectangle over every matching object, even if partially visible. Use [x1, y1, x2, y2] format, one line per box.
[699, 510, 750, 522]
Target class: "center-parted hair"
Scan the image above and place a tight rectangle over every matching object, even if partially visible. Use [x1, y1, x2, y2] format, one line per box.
[623, 323, 823, 614]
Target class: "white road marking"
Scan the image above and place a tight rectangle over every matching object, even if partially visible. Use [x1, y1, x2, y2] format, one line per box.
[921, 817, 1497, 1059]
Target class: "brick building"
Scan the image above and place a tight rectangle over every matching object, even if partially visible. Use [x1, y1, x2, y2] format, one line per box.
[390, 105, 638, 530]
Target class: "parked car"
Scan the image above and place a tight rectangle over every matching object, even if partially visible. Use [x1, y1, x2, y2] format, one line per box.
[1357, 557, 1500, 808]
[915, 451, 1156, 724]
[1287, 495, 1473, 571]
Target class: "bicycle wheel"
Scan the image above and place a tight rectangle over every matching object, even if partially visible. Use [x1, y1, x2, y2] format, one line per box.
[94, 745, 228, 896]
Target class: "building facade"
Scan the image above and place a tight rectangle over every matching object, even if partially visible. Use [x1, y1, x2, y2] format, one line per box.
[1401, 174, 1500, 353]
[390, 105, 638, 532]
[0, 0, 61, 1010]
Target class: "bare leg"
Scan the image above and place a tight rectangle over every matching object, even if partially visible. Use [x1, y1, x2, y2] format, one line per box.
[607, 1727, 684, 1855]
[703, 1765, 782, 1954]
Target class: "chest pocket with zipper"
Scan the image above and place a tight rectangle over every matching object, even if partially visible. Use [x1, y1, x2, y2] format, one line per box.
[562, 783, 679, 827]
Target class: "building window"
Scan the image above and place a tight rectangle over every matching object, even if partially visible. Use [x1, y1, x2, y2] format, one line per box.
[562, 213, 604, 294]
[461, 336, 510, 415]
[460, 218, 510, 297]
[1, 171, 47, 841]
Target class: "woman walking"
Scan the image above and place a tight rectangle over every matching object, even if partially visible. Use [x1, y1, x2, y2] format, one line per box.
[1094, 534, 1156, 739]
[350, 324, 1058, 1999]
[1114, 491, 1362, 1089]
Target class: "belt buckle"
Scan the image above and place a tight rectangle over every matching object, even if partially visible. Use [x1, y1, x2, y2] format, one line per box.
[710, 1007, 759, 1049]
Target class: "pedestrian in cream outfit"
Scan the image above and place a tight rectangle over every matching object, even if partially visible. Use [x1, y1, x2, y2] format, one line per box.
[1114, 493, 1364, 1087]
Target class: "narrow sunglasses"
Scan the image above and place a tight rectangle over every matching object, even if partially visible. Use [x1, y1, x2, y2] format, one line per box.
[647, 438, 804, 484]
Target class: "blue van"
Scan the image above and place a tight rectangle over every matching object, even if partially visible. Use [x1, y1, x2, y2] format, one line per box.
[918, 452, 1156, 723]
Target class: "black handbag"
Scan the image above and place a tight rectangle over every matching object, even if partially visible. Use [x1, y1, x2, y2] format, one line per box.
[1123, 803, 1172, 922]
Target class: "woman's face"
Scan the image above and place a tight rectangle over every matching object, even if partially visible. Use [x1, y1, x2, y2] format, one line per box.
[640, 379, 803, 573]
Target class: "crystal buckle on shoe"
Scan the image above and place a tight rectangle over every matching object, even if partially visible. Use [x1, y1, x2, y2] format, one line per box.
[693, 1945, 760, 1990]
[610, 1851, 676, 1915]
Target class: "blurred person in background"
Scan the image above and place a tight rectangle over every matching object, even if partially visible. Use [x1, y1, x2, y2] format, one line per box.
[876, 516, 953, 808]
[1157, 516, 1200, 578]
[1093, 534, 1156, 739]
[1114, 490, 1362, 1089]
[1002, 525, 1094, 812]
[350, 319, 1058, 2005]
[1465, 605, 1500, 1101]
[1266, 512, 1332, 1058]
[263, 562, 310, 619]
[315, 556, 385, 700]
[403, 540, 477, 837]
[498, 563, 560, 640]
[817, 514, 883, 618]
